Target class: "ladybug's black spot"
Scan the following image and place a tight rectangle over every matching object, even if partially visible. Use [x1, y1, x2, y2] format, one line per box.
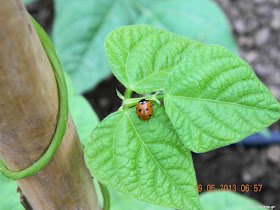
[138, 109, 141, 112]
[146, 108, 149, 111]
[149, 115, 151, 117]
[138, 116, 140, 118]
[150, 106, 152, 108]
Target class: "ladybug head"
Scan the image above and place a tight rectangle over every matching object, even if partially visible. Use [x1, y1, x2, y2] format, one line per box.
[139, 99, 148, 105]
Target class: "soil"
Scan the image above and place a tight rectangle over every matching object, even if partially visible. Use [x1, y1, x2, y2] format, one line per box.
[27, 0, 280, 208]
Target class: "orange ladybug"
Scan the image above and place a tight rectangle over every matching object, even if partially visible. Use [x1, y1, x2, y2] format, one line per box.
[136, 99, 153, 120]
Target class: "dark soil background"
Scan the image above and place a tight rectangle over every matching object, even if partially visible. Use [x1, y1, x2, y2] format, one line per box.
[27, 0, 280, 208]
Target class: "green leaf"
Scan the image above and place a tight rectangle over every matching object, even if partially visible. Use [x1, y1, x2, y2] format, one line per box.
[64, 72, 76, 97]
[200, 191, 263, 210]
[98, 182, 111, 210]
[69, 95, 99, 145]
[110, 188, 173, 210]
[105, 25, 204, 94]
[52, 0, 138, 93]
[23, 0, 36, 4]
[94, 178, 172, 210]
[64, 71, 99, 145]
[165, 45, 280, 153]
[0, 173, 23, 209]
[53, 0, 237, 93]
[85, 104, 201, 209]
[134, 0, 238, 54]
[116, 89, 124, 100]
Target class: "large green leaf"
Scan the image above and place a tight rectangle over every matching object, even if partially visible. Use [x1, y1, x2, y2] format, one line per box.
[64, 72, 99, 145]
[93, 178, 171, 210]
[105, 25, 204, 94]
[69, 95, 99, 145]
[135, 0, 237, 54]
[110, 188, 172, 210]
[52, 0, 138, 93]
[200, 191, 263, 210]
[165, 45, 280, 153]
[53, 0, 236, 94]
[85, 104, 201, 210]
[23, 0, 36, 4]
[64, 72, 75, 97]
[0, 174, 23, 209]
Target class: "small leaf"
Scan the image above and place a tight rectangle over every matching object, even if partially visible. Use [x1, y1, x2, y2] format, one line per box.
[116, 89, 124, 100]
[52, 0, 138, 93]
[69, 95, 99, 145]
[165, 45, 280, 153]
[105, 25, 204, 94]
[85, 104, 201, 209]
[200, 191, 263, 209]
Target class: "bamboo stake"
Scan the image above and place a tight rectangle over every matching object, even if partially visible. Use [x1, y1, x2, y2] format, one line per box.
[0, 0, 99, 209]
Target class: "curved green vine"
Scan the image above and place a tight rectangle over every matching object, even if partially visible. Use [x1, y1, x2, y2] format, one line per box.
[0, 15, 68, 180]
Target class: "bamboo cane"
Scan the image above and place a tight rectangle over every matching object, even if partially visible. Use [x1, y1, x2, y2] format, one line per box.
[0, 0, 99, 209]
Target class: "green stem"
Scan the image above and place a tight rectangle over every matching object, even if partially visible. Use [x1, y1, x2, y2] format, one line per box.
[123, 88, 133, 110]
[98, 182, 111, 210]
[124, 88, 133, 99]
[123, 92, 165, 108]
[155, 92, 165, 100]
[0, 16, 68, 180]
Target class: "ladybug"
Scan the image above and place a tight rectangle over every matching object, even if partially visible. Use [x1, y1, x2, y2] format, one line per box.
[136, 99, 153, 120]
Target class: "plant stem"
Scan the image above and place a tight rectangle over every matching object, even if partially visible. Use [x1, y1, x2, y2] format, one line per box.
[123, 88, 133, 110]
[123, 92, 165, 108]
[155, 92, 165, 101]
[0, 1, 99, 208]
[124, 88, 133, 99]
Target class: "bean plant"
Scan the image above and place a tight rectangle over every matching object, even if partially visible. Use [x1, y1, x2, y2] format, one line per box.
[1, 1, 278, 209]
[84, 26, 280, 209]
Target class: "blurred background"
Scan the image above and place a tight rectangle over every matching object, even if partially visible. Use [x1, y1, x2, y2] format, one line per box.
[1, 0, 280, 209]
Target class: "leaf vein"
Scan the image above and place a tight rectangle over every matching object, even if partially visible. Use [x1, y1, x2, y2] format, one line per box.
[198, 64, 247, 98]
[170, 95, 278, 112]
[126, 114, 195, 207]
[167, 56, 233, 93]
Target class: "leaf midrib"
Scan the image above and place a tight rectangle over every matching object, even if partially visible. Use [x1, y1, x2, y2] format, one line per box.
[168, 95, 279, 112]
[131, 38, 200, 89]
[131, 66, 173, 89]
[126, 113, 196, 208]
[112, 114, 126, 178]
[125, 32, 155, 88]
